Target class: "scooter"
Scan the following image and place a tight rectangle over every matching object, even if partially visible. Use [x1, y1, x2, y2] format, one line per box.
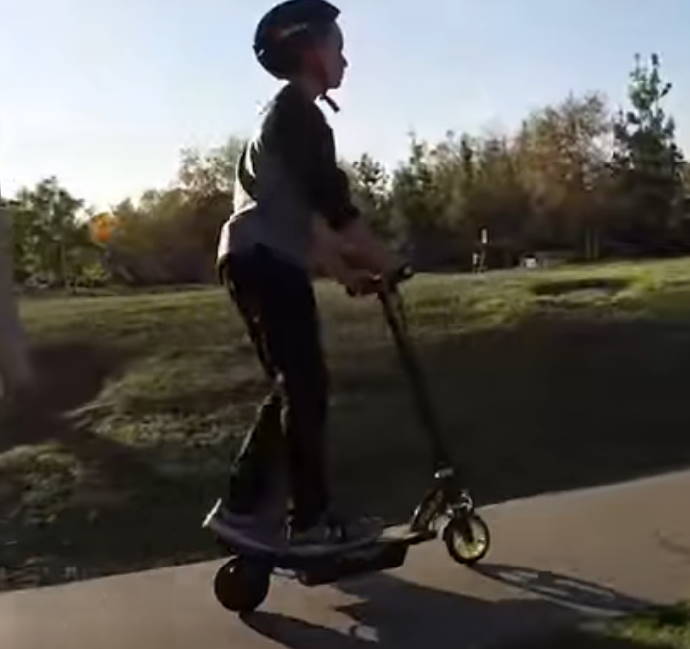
[203, 271, 490, 613]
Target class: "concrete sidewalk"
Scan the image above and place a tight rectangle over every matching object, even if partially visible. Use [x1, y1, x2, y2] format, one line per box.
[2, 470, 689, 649]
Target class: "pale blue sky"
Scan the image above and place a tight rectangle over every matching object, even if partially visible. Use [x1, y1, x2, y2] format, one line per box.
[2, 0, 689, 209]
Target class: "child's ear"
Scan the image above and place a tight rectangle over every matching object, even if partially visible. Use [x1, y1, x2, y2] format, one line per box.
[302, 47, 323, 74]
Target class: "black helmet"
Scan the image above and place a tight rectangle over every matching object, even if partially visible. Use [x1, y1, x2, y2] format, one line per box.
[254, 0, 340, 79]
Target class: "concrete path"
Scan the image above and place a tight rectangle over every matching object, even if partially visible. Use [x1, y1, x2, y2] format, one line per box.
[2, 470, 689, 649]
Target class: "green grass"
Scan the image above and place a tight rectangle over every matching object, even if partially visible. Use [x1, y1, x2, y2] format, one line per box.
[519, 603, 690, 649]
[608, 603, 690, 649]
[3, 257, 690, 590]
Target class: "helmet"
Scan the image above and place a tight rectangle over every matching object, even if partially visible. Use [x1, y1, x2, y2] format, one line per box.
[254, 0, 340, 79]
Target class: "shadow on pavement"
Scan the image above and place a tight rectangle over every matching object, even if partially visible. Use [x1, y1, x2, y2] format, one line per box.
[475, 564, 649, 613]
[242, 565, 653, 649]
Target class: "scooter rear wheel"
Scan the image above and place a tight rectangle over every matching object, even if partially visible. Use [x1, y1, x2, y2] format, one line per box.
[214, 557, 271, 613]
[443, 513, 490, 565]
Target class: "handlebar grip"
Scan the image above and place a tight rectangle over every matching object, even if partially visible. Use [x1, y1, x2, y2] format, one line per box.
[388, 264, 415, 287]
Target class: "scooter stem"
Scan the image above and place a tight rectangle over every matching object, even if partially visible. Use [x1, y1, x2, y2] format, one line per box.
[378, 287, 453, 471]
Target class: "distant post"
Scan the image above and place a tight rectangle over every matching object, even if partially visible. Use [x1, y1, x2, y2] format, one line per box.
[479, 228, 489, 273]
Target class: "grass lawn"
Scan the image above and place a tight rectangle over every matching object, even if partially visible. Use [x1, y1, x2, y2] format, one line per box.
[2, 257, 690, 590]
[520, 603, 690, 649]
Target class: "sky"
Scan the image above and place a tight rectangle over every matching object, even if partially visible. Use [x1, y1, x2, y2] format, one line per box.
[2, 0, 690, 210]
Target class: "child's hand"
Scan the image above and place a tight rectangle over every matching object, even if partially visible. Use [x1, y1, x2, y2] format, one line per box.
[342, 269, 382, 297]
[338, 220, 402, 275]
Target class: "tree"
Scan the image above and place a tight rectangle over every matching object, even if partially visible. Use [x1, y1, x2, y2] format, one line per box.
[391, 135, 465, 268]
[612, 54, 685, 250]
[516, 93, 610, 257]
[428, 131, 472, 233]
[101, 138, 245, 285]
[463, 135, 530, 265]
[12, 178, 93, 288]
[178, 137, 244, 281]
[349, 153, 398, 241]
[103, 190, 202, 284]
[178, 137, 244, 198]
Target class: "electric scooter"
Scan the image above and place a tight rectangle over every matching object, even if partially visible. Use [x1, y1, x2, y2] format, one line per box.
[203, 270, 490, 612]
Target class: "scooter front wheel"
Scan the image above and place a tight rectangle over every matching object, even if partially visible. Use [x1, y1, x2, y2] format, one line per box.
[443, 513, 490, 565]
[214, 557, 271, 613]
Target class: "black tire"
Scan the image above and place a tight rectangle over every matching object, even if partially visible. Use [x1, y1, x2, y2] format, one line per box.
[443, 514, 490, 566]
[213, 557, 271, 613]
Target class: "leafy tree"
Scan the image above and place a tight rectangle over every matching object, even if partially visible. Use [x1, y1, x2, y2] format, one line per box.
[102, 139, 244, 285]
[12, 178, 93, 288]
[349, 153, 398, 241]
[612, 54, 685, 250]
[103, 191, 201, 284]
[178, 137, 244, 198]
[463, 135, 530, 264]
[178, 137, 244, 279]
[516, 93, 610, 257]
[390, 134, 473, 267]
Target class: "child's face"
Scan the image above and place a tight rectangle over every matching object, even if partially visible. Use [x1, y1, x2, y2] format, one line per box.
[311, 23, 347, 90]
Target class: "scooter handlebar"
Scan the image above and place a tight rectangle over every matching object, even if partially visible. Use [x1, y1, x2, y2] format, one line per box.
[345, 264, 414, 298]
[385, 263, 415, 290]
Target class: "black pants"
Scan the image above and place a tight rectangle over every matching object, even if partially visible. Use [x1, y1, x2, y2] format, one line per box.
[223, 246, 329, 529]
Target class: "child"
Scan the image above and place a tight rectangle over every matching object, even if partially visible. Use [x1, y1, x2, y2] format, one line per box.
[212, 0, 399, 553]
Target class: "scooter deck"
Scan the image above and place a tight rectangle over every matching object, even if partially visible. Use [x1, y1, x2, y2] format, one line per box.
[211, 521, 436, 585]
[297, 525, 436, 586]
[380, 523, 436, 545]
